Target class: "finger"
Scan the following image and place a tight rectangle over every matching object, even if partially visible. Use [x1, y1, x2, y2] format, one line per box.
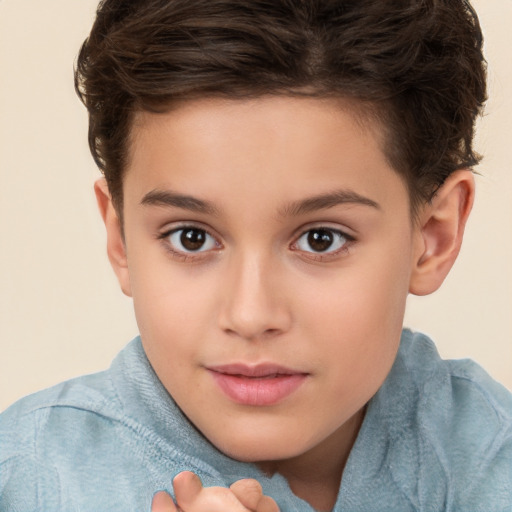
[173, 471, 204, 508]
[230, 480, 279, 512]
[229, 479, 263, 510]
[152, 491, 178, 512]
[255, 495, 280, 512]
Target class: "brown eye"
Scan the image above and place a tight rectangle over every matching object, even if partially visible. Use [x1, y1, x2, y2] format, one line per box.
[307, 229, 334, 252]
[295, 228, 350, 254]
[168, 228, 217, 253]
[181, 229, 206, 251]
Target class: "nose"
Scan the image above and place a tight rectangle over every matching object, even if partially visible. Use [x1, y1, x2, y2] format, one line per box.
[218, 252, 292, 341]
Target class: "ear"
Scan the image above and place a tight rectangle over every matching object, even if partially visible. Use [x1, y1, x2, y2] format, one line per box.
[409, 170, 475, 296]
[94, 178, 132, 297]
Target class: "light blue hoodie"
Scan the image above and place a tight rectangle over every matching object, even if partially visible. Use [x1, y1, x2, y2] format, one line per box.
[1, 330, 511, 511]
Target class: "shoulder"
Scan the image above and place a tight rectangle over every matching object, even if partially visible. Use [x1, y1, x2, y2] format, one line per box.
[436, 350, 512, 510]
[394, 330, 512, 510]
[0, 337, 150, 439]
[0, 366, 125, 461]
[0, 339, 177, 511]
[0, 367, 123, 510]
[0, 338, 163, 474]
[0, 366, 119, 439]
[0, 351, 126, 433]
[398, 329, 512, 433]
[0, 338, 235, 511]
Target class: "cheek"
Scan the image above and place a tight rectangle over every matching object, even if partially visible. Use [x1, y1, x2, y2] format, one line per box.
[129, 258, 217, 360]
[303, 249, 410, 386]
[132, 276, 213, 405]
[308, 254, 408, 333]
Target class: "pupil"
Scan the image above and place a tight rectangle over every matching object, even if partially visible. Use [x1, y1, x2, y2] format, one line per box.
[181, 229, 206, 251]
[308, 230, 333, 252]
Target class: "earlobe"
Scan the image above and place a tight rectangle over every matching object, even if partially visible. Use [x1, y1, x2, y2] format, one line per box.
[94, 178, 132, 297]
[409, 170, 475, 296]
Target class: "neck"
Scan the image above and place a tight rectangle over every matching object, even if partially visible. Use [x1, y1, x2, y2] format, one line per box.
[257, 406, 366, 511]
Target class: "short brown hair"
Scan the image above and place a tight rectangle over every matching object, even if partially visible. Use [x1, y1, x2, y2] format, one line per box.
[75, 0, 486, 215]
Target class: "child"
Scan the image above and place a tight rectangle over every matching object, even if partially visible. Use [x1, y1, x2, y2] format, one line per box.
[1, 0, 511, 511]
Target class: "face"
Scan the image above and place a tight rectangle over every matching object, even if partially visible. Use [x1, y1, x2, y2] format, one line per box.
[116, 97, 420, 465]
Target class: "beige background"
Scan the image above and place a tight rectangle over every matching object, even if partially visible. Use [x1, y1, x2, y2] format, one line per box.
[0, 0, 510, 411]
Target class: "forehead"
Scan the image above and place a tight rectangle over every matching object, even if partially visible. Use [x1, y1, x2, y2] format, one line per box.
[124, 96, 408, 216]
[130, 95, 382, 148]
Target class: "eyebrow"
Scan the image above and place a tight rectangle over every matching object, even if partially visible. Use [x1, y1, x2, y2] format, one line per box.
[140, 188, 379, 217]
[140, 189, 218, 215]
[280, 189, 380, 216]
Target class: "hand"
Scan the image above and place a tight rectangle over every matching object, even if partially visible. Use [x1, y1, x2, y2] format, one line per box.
[151, 471, 279, 512]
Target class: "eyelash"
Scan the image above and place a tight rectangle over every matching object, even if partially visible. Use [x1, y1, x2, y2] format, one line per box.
[290, 226, 355, 262]
[157, 224, 355, 262]
[157, 225, 221, 261]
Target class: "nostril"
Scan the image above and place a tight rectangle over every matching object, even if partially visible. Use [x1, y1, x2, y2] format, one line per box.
[222, 325, 283, 341]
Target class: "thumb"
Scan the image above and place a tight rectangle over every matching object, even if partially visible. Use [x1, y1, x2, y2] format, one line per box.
[173, 471, 204, 507]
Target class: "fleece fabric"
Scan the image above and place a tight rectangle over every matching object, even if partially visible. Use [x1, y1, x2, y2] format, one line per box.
[1, 329, 511, 511]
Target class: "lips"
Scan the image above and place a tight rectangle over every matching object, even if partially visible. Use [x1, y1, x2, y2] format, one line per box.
[207, 363, 308, 406]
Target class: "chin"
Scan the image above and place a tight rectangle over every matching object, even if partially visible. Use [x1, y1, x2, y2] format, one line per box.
[207, 427, 312, 463]
[221, 443, 298, 464]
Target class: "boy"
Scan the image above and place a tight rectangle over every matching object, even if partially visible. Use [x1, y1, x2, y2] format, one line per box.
[1, 0, 511, 511]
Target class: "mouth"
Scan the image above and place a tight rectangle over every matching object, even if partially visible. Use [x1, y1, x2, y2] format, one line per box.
[206, 363, 309, 406]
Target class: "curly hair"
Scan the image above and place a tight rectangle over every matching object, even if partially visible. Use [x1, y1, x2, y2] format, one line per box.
[75, 0, 487, 215]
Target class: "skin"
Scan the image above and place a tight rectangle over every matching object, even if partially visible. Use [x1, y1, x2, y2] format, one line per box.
[151, 472, 279, 512]
[96, 96, 474, 511]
